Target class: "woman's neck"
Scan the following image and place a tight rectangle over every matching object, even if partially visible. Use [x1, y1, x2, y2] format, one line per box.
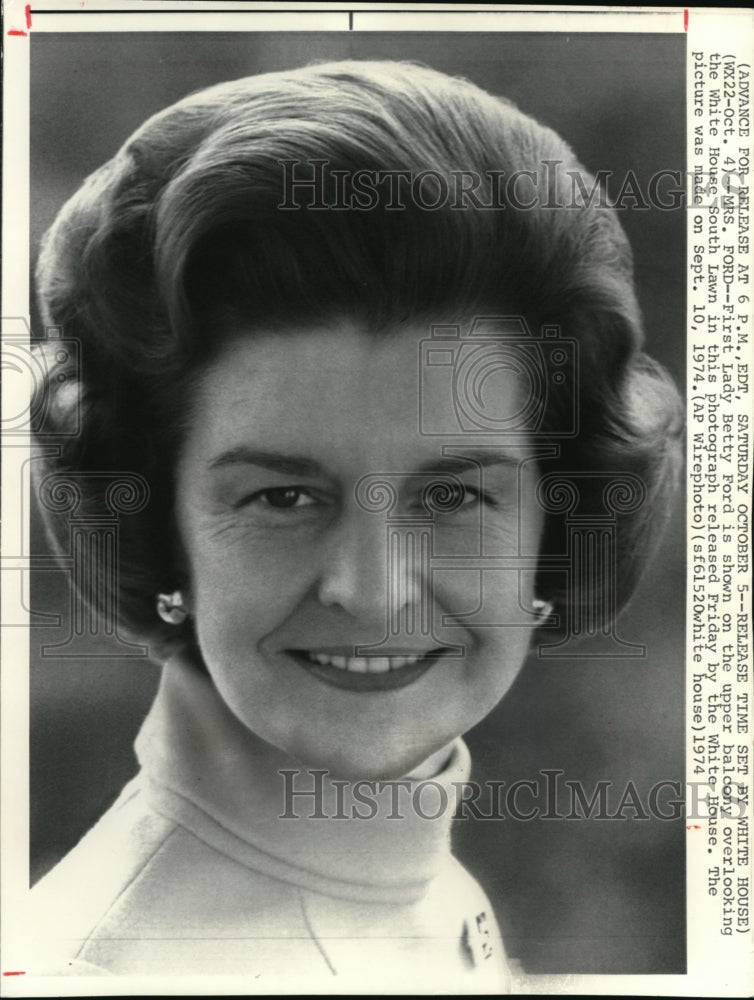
[405, 742, 456, 779]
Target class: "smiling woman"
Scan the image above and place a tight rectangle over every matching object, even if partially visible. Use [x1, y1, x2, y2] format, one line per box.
[27, 59, 682, 989]
[173, 320, 544, 781]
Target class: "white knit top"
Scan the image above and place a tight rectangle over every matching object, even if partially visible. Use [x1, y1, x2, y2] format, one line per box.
[24, 657, 511, 992]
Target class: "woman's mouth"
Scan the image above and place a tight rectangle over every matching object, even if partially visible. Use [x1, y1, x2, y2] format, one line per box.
[286, 648, 453, 692]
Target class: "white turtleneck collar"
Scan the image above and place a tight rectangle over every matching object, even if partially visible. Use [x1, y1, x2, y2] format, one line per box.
[134, 656, 472, 905]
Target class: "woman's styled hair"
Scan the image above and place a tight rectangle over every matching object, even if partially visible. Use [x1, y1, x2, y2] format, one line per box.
[35, 59, 683, 658]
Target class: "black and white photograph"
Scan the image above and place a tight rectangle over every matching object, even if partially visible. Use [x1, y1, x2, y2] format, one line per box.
[1, 3, 752, 996]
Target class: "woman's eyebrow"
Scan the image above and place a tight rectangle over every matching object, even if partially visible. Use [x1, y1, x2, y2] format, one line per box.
[207, 447, 328, 479]
[416, 451, 524, 476]
[207, 447, 523, 478]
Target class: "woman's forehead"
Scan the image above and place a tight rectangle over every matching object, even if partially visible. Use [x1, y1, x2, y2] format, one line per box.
[183, 318, 534, 472]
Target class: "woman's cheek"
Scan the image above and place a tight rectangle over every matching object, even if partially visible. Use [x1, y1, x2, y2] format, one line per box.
[195, 553, 305, 626]
[430, 568, 483, 623]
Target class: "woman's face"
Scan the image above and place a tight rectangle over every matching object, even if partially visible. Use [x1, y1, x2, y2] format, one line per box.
[175, 318, 545, 779]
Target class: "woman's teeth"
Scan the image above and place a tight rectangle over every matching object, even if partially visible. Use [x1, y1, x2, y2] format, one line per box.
[306, 652, 427, 673]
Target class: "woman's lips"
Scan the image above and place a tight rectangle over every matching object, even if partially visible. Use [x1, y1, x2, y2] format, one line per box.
[286, 648, 452, 692]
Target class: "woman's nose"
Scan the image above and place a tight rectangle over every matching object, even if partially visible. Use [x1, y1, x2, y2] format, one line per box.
[316, 507, 428, 627]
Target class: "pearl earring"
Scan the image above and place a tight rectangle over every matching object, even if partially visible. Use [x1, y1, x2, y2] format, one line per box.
[156, 591, 188, 625]
[532, 598, 553, 623]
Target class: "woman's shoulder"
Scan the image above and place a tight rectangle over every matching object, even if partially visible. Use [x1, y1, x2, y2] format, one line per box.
[26, 776, 177, 973]
[23, 768, 512, 987]
[25, 774, 321, 977]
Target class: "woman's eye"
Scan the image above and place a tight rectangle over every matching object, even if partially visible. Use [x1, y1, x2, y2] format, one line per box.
[238, 487, 317, 510]
[418, 482, 486, 513]
[439, 484, 474, 507]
